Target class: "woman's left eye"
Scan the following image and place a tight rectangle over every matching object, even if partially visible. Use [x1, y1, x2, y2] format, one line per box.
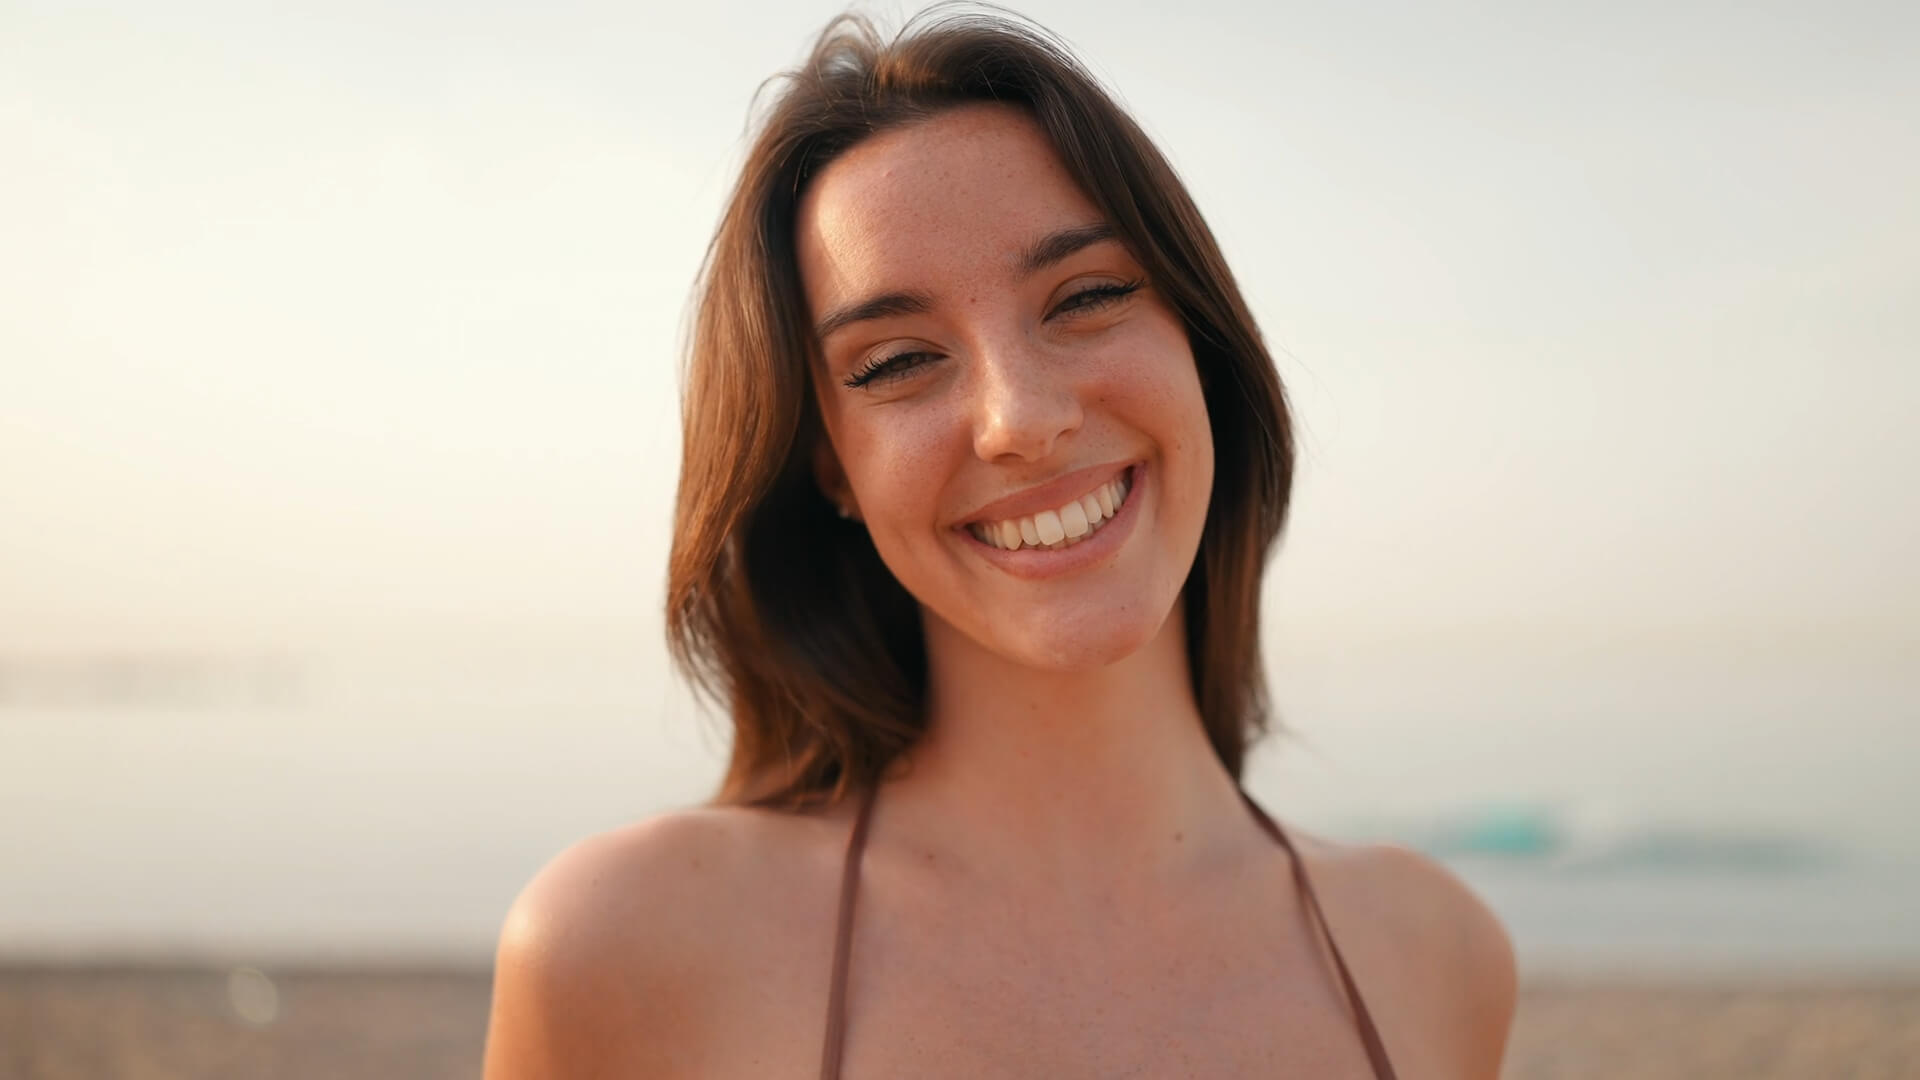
[1051, 279, 1144, 319]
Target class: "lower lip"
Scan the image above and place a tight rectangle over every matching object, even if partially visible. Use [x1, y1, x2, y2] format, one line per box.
[957, 464, 1145, 580]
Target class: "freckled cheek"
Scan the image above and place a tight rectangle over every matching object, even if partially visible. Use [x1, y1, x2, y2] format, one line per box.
[841, 413, 962, 538]
[1088, 346, 1213, 512]
[1091, 360, 1206, 444]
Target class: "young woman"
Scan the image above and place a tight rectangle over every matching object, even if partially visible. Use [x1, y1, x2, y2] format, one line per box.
[485, 11, 1515, 1079]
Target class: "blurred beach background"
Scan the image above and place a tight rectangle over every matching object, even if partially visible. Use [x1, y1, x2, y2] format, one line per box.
[3, 0, 1916, 1076]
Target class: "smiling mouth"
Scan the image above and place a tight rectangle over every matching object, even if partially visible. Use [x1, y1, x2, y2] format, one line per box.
[965, 468, 1134, 551]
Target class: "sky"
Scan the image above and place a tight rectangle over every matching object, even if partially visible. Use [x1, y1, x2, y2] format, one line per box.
[4, 0, 1915, 657]
[2, 1, 1918, 956]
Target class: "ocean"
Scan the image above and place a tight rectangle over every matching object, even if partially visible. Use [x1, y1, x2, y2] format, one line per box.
[3, 647, 1916, 976]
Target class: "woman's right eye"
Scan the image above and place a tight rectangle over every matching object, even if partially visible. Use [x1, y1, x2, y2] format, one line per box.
[844, 350, 937, 390]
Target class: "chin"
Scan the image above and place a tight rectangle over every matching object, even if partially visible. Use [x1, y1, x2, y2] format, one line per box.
[992, 603, 1171, 673]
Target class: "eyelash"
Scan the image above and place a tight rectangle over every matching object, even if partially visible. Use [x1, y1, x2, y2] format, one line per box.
[842, 279, 1145, 390]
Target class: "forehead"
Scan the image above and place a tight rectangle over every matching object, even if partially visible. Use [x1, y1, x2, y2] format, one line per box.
[795, 104, 1104, 306]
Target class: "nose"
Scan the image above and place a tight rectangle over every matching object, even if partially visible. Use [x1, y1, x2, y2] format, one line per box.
[968, 342, 1084, 463]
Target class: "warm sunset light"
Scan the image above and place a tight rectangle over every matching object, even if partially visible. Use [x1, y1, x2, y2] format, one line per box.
[4, 2, 1916, 1077]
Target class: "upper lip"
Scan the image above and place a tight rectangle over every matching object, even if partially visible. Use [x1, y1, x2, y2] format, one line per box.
[956, 461, 1134, 526]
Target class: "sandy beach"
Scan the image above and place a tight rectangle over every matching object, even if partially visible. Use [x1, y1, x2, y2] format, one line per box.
[3, 966, 1916, 1078]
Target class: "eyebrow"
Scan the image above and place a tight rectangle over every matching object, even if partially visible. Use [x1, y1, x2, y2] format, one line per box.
[1016, 222, 1119, 278]
[814, 290, 935, 342]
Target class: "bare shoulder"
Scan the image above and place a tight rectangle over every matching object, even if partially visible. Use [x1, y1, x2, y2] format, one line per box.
[1288, 829, 1518, 1079]
[482, 804, 847, 1079]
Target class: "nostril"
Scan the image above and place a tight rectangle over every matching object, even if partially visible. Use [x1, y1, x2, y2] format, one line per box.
[972, 396, 1083, 464]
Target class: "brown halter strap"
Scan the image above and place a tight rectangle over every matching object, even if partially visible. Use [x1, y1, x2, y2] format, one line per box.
[818, 782, 877, 1080]
[819, 785, 1398, 1080]
[1241, 791, 1400, 1080]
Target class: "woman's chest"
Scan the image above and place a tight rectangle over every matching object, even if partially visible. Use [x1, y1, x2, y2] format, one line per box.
[699, 885, 1407, 1080]
[835, 953, 1386, 1080]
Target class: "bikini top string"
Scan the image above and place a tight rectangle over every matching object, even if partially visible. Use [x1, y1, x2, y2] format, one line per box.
[820, 784, 1398, 1080]
[1242, 791, 1400, 1080]
[818, 782, 877, 1080]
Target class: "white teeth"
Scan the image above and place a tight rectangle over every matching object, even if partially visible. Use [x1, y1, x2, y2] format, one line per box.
[1034, 509, 1066, 545]
[1060, 500, 1089, 538]
[968, 470, 1135, 553]
[1078, 494, 1103, 525]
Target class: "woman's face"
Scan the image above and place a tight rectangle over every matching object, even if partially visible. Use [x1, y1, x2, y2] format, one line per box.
[796, 103, 1214, 672]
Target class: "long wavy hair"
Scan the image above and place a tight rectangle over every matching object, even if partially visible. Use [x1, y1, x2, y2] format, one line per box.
[667, 8, 1295, 809]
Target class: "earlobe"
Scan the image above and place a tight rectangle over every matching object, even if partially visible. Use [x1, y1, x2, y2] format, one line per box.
[812, 437, 860, 522]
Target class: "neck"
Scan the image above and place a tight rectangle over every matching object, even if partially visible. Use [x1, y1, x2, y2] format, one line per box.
[882, 598, 1251, 892]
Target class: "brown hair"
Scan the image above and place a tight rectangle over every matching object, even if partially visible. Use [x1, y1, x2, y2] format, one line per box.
[667, 8, 1295, 809]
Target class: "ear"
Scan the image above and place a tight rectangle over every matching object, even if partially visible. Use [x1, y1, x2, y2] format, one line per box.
[812, 434, 858, 521]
